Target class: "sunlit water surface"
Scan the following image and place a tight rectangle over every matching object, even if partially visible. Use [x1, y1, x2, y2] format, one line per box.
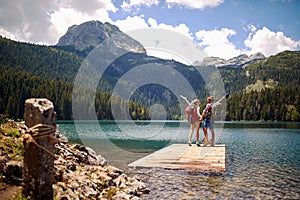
[58, 121, 300, 199]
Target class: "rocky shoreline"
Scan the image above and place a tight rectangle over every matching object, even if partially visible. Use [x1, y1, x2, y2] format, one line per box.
[54, 142, 150, 199]
[0, 120, 150, 199]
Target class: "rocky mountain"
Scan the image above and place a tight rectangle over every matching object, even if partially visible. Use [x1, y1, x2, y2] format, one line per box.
[56, 20, 146, 54]
[1, 20, 299, 121]
[194, 52, 265, 68]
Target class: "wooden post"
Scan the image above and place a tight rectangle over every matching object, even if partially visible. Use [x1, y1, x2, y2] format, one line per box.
[22, 98, 56, 199]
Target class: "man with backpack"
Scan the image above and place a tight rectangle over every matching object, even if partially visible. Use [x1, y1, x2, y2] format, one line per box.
[181, 96, 202, 146]
[202, 93, 229, 146]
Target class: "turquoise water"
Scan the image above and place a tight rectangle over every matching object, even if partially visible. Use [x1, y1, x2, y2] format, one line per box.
[58, 121, 300, 199]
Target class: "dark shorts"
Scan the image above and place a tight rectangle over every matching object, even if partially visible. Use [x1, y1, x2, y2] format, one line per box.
[203, 119, 214, 129]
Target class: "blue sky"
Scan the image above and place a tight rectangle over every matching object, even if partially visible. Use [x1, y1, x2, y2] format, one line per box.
[0, 0, 299, 60]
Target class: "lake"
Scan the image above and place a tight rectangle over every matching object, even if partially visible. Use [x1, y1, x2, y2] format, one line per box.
[58, 121, 300, 199]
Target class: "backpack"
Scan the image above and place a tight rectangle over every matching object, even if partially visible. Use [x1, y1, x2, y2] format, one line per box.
[185, 105, 198, 123]
[203, 103, 212, 119]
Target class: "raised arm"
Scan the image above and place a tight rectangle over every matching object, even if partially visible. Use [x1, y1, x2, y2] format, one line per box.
[180, 95, 191, 105]
[216, 96, 225, 104]
[215, 93, 230, 106]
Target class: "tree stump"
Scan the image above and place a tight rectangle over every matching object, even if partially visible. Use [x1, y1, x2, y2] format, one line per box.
[22, 98, 56, 199]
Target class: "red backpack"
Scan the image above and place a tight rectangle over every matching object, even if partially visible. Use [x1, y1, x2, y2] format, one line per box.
[203, 103, 213, 119]
[185, 105, 198, 123]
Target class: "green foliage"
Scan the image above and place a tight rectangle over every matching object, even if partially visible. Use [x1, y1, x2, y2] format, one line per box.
[0, 36, 299, 121]
[226, 86, 300, 121]
[0, 67, 73, 120]
[0, 124, 24, 160]
[4, 127, 20, 138]
[0, 67, 149, 120]
[12, 192, 31, 200]
[245, 50, 300, 87]
[0, 36, 82, 82]
[218, 50, 300, 121]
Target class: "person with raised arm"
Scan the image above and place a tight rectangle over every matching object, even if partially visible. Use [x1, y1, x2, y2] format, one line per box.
[180, 95, 202, 146]
[202, 93, 229, 147]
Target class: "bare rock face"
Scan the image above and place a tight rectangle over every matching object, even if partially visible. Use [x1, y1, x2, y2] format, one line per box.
[56, 20, 146, 54]
[194, 52, 265, 68]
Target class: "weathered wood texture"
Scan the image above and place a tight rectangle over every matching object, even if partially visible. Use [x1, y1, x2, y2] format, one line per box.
[23, 98, 56, 199]
[128, 144, 226, 172]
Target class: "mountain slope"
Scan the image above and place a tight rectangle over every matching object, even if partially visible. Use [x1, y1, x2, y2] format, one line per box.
[0, 20, 299, 121]
[245, 50, 300, 87]
[0, 36, 82, 82]
[195, 52, 265, 68]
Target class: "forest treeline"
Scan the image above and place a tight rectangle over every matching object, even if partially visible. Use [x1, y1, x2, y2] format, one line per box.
[0, 36, 299, 121]
[0, 68, 149, 120]
[1, 67, 299, 121]
[226, 87, 300, 121]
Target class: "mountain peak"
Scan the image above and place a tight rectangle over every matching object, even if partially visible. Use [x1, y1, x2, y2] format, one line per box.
[56, 20, 146, 54]
[249, 52, 265, 60]
[194, 52, 265, 68]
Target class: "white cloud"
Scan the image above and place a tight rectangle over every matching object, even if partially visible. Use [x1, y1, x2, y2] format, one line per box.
[244, 27, 300, 57]
[0, 0, 116, 44]
[0, 28, 18, 41]
[121, 0, 159, 12]
[194, 26, 300, 59]
[147, 18, 193, 40]
[114, 16, 200, 64]
[114, 15, 150, 32]
[59, 0, 117, 14]
[120, 0, 224, 12]
[0, 0, 58, 44]
[195, 28, 242, 59]
[248, 24, 257, 32]
[166, 0, 224, 9]
[114, 16, 192, 40]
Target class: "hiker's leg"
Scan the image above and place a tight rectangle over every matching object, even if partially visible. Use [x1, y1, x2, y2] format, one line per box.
[203, 127, 209, 144]
[203, 119, 208, 141]
[210, 120, 215, 146]
[188, 124, 195, 145]
[203, 119, 210, 146]
[210, 128, 215, 146]
[195, 123, 200, 144]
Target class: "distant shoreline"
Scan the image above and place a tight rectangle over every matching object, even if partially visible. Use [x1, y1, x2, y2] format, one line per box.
[57, 120, 300, 128]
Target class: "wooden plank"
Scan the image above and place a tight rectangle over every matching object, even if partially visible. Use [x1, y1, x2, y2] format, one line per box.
[128, 144, 226, 172]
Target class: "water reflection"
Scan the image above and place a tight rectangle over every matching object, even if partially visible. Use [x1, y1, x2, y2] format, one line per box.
[57, 121, 300, 199]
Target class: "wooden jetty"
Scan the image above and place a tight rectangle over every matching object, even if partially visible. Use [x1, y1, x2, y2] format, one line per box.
[128, 144, 226, 172]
